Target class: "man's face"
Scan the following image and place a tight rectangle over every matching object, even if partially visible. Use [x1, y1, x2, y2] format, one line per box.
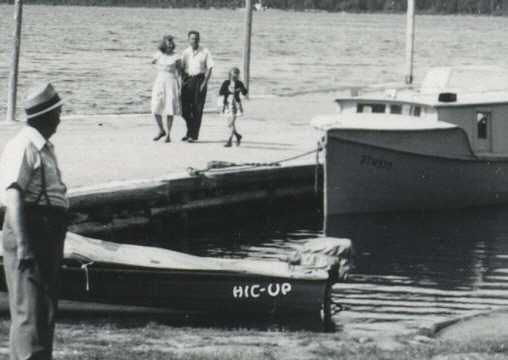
[189, 33, 200, 49]
[46, 107, 62, 138]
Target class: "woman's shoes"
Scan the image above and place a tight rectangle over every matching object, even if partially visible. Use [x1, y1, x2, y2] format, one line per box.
[235, 133, 242, 146]
[165, 136, 171, 143]
[153, 131, 166, 141]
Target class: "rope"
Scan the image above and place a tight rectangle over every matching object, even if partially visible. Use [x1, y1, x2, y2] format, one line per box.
[81, 261, 94, 292]
[330, 300, 344, 315]
[314, 139, 323, 194]
[187, 144, 323, 177]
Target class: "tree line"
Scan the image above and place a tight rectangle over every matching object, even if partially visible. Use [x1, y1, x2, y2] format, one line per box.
[6, 0, 508, 14]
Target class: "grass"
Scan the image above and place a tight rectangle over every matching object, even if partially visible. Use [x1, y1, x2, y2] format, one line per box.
[0, 315, 507, 360]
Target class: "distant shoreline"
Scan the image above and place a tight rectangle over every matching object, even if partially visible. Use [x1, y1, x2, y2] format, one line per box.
[2, 0, 508, 16]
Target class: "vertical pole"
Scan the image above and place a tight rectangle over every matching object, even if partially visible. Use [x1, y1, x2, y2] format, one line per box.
[6, 0, 23, 122]
[243, 0, 253, 92]
[405, 0, 415, 85]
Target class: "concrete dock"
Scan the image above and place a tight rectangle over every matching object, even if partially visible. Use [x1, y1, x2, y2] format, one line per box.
[0, 93, 335, 233]
[0, 93, 334, 188]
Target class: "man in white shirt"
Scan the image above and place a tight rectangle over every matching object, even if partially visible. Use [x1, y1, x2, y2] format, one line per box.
[181, 30, 214, 142]
[0, 83, 68, 360]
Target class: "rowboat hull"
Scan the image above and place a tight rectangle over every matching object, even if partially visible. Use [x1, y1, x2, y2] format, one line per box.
[0, 259, 331, 317]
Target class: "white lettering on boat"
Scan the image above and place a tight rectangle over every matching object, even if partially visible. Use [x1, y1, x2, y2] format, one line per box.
[360, 155, 392, 170]
[232, 283, 292, 299]
[268, 283, 280, 296]
[250, 284, 261, 298]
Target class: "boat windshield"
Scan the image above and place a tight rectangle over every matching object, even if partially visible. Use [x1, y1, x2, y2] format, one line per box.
[354, 102, 422, 117]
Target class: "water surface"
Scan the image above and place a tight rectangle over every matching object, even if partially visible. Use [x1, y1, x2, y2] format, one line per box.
[1, 5, 508, 115]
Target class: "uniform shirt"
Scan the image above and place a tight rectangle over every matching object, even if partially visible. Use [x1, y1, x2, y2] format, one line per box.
[181, 46, 214, 76]
[0, 126, 68, 209]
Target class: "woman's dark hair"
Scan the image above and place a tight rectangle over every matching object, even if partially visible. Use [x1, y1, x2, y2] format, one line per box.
[158, 35, 175, 54]
[188, 30, 200, 39]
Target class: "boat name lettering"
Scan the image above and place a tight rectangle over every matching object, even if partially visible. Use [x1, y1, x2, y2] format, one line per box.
[233, 283, 292, 299]
[360, 155, 392, 170]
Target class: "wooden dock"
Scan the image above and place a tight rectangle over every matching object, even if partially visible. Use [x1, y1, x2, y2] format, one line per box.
[0, 94, 334, 234]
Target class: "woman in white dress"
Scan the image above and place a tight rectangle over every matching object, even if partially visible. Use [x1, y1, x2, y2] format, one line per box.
[151, 35, 182, 142]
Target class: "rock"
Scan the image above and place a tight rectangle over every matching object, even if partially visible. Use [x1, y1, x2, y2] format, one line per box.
[356, 337, 371, 344]
[376, 339, 404, 352]
[413, 335, 434, 344]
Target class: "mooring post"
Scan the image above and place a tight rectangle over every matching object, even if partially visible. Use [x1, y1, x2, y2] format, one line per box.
[243, 0, 253, 93]
[405, 0, 415, 85]
[6, 0, 23, 122]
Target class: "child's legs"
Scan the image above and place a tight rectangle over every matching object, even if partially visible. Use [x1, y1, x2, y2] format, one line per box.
[227, 114, 237, 137]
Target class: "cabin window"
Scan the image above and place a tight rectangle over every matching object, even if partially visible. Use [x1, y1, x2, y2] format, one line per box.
[390, 105, 402, 114]
[476, 112, 490, 139]
[410, 106, 421, 117]
[357, 103, 386, 114]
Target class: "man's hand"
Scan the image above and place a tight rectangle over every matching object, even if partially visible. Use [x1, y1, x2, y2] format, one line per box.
[18, 257, 35, 271]
[199, 81, 207, 93]
[17, 245, 35, 271]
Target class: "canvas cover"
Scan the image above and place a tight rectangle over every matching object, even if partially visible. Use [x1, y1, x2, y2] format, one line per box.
[0, 232, 352, 281]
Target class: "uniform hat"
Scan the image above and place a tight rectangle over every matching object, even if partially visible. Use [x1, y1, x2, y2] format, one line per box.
[24, 82, 64, 119]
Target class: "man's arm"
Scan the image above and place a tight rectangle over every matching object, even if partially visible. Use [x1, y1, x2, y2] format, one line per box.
[5, 187, 33, 265]
[201, 67, 213, 92]
[200, 49, 214, 92]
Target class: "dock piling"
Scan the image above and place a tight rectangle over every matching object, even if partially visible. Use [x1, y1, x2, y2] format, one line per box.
[243, 0, 253, 92]
[405, 0, 415, 85]
[6, 0, 23, 122]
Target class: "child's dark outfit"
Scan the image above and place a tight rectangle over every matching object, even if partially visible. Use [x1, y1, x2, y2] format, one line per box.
[219, 80, 248, 147]
[219, 80, 248, 115]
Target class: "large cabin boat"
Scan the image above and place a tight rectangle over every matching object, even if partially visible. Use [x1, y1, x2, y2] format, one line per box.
[312, 66, 508, 215]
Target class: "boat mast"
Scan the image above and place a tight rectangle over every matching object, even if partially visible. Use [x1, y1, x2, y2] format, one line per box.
[405, 0, 415, 85]
[243, 0, 253, 92]
[6, 0, 23, 122]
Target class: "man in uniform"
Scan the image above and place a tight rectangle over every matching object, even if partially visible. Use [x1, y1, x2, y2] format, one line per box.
[0, 83, 68, 360]
[181, 30, 214, 142]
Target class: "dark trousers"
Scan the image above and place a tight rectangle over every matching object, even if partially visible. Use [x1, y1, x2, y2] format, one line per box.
[182, 73, 207, 140]
[3, 206, 67, 360]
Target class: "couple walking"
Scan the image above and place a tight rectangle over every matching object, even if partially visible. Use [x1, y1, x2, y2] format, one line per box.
[151, 31, 213, 143]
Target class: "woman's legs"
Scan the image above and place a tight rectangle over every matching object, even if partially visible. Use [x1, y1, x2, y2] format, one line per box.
[153, 114, 166, 141]
[165, 115, 173, 142]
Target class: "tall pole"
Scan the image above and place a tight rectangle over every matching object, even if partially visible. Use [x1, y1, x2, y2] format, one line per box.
[243, 0, 253, 92]
[6, 0, 23, 122]
[405, 0, 415, 85]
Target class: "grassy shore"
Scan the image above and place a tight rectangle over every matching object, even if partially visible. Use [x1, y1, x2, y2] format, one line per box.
[0, 314, 507, 360]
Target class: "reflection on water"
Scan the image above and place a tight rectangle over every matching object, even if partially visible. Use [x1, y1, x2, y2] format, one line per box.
[326, 207, 508, 336]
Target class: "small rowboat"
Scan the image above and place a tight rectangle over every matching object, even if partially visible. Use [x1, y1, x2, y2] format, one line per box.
[0, 233, 351, 319]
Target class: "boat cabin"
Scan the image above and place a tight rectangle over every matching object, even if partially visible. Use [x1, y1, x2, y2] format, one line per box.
[313, 66, 508, 157]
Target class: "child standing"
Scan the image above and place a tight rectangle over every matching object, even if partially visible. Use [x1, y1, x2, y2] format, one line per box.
[219, 67, 248, 147]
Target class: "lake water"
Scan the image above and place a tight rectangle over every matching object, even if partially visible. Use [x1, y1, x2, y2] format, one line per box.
[2, 5, 508, 115]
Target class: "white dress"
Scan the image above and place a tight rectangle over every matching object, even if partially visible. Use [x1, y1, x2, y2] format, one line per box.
[151, 51, 181, 116]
